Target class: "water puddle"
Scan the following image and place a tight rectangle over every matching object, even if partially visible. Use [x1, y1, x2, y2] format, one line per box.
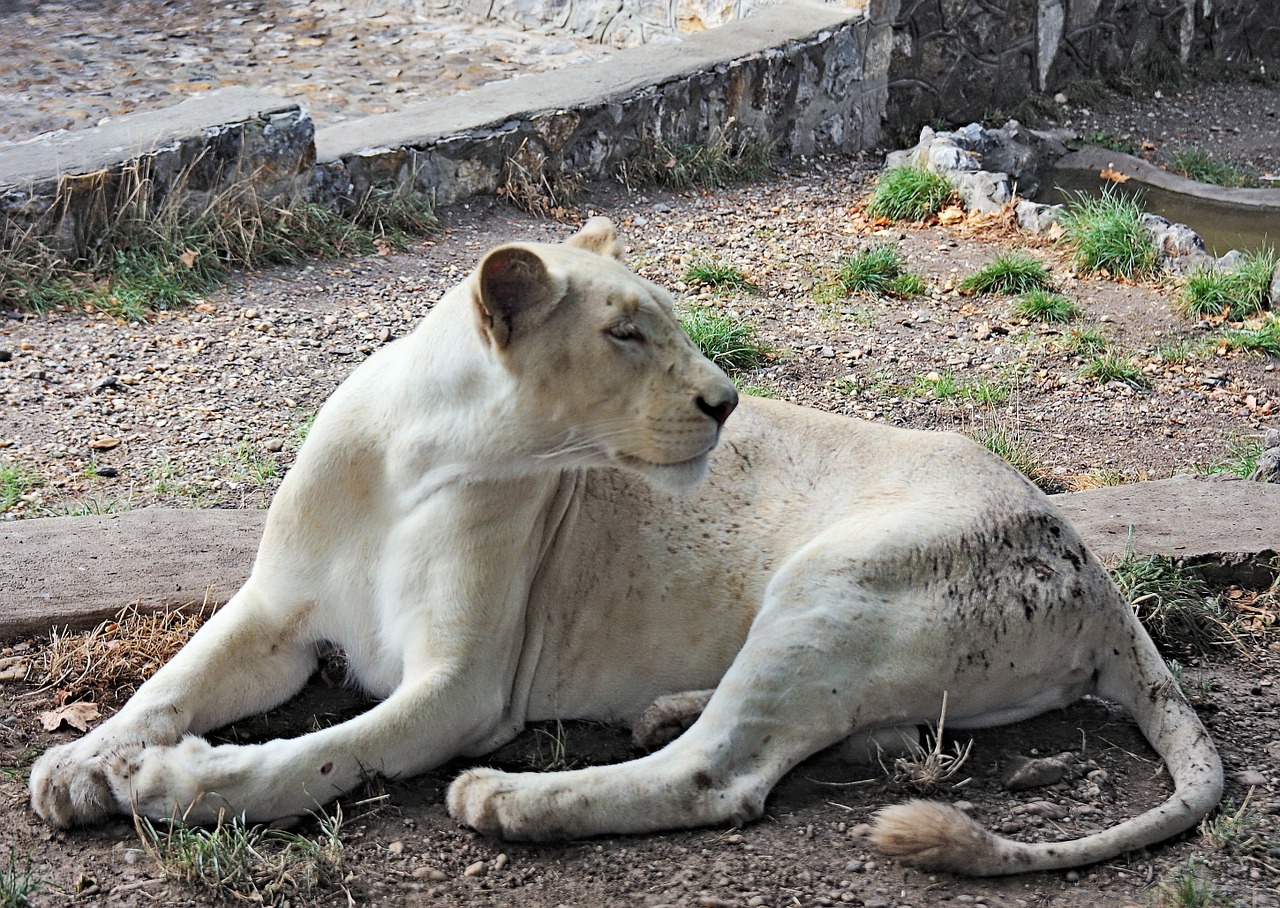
[1034, 168, 1280, 257]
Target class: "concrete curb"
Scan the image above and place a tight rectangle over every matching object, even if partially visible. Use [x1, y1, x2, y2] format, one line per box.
[2, 476, 1276, 640]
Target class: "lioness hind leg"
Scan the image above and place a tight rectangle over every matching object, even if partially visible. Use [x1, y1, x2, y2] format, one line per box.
[448, 540, 931, 840]
[30, 584, 318, 827]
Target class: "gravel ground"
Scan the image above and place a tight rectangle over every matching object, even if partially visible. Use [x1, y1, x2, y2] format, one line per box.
[1, 80, 1279, 907]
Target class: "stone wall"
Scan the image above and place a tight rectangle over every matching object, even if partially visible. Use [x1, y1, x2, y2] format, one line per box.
[317, 1, 888, 209]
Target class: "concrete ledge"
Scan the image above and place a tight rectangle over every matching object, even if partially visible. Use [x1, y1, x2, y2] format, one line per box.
[1057, 147, 1280, 212]
[0, 508, 265, 639]
[2, 476, 1277, 640]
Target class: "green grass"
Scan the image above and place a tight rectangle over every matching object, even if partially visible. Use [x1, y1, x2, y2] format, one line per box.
[618, 130, 774, 191]
[966, 424, 1048, 489]
[1154, 337, 1212, 364]
[1012, 289, 1081, 323]
[1059, 188, 1160, 278]
[0, 851, 50, 908]
[1061, 326, 1111, 356]
[1078, 352, 1149, 388]
[835, 244, 927, 298]
[43, 497, 133, 517]
[1217, 315, 1280, 356]
[227, 442, 280, 487]
[865, 166, 956, 222]
[1201, 797, 1265, 856]
[0, 168, 439, 319]
[684, 257, 758, 293]
[1080, 130, 1137, 155]
[958, 251, 1053, 295]
[135, 805, 345, 903]
[1169, 147, 1258, 188]
[1197, 434, 1264, 479]
[1109, 555, 1236, 656]
[1, 461, 37, 514]
[1151, 858, 1218, 908]
[737, 383, 777, 398]
[909, 371, 1010, 405]
[678, 307, 773, 376]
[1179, 248, 1278, 318]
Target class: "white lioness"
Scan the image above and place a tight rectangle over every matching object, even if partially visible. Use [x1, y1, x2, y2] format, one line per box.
[31, 219, 1221, 875]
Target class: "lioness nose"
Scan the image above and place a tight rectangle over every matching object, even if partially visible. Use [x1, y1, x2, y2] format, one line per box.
[696, 388, 738, 428]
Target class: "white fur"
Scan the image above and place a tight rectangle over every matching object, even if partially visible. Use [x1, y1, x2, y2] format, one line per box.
[30, 219, 1221, 875]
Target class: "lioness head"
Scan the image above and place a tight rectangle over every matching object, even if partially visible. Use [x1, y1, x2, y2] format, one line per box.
[471, 217, 738, 490]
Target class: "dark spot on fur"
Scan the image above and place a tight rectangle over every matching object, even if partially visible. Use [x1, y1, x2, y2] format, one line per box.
[693, 771, 714, 790]
[320, 762, 334, 776]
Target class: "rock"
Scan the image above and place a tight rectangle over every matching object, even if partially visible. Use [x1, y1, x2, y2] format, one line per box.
[1002, 754, 1071, 791]
[264, 438, 286, 453]
[1234, 768, 1268, 786]
[1271, 260, 1280, 306]
[463, 860, 488, 877]
[0, 349, 12, 362]
[956, 170, 1012, 213]
[1015, 200, 1064, 233]
[1215, 250, 1246, 271]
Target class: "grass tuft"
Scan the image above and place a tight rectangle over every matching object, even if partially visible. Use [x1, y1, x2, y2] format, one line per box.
[684, 257, 758, 293]
[1216, 315, 1280, 357]
[1078, 352, 1149, 388]
[618, 129, 774, 191]
[1059, 188, 1160, 278]
[1012, 289, 1081, 323]
[678, 307, 773, 376]
[1197, 434, 1264, 479]
[1109, 554, 1237, 656]
[865, 166, 956, 222]
[1169, 147, 1257, 188]
[1061, 326, 1111, 356]
[1, 461, 37, 515]
[1179, 248, 1277, 318]
[835, 244, 927, 298]
[966, 423, 1050, 490]
[0, 851, 50, 908]
[136, 804, 345, 903]
[1151, 857, 1216, 908]
[958, 251, 1052, 295]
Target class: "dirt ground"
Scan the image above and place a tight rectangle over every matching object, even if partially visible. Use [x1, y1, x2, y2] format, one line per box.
[2, 83, 1280, 905]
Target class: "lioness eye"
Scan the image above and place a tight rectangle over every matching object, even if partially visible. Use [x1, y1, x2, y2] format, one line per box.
[607, 319, 642, 342]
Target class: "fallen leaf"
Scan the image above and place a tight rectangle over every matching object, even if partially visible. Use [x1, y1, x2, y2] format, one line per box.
[938, 205, 965, 225]
[89, 436, 121, 450]
[39, 701, 101, 733]
[179, 249, 198, 269]
[1099, 166, 1131, 183]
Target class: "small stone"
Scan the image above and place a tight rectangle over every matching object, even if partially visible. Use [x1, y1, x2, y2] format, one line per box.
[94, 465, 119, 478]
[463, 860, 487, 877]
[1234, 768, 1267, 787]
[697, 898, 735, 908]
[1065, 870, 1080, 883]
[0, 349, 12, 362]
[494, 852, 509, 870]
[387, 840, 404, 855]
[846, 859, 865, 872]
[1002, 754, 1070, 791]
[264, 438, 286, 453]
[89, 437, 121, 450]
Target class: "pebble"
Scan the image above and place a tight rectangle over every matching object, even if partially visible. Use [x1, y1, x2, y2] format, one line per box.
[1234, 768, 1267, 786]
[463, 859, 488, 877]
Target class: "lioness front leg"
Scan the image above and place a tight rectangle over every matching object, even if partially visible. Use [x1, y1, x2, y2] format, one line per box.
[30, 584, 318, 827]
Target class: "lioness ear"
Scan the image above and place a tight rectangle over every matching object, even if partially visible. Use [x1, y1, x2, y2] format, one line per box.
[564, 216, 623, 261]
[476, 245, 561, 348]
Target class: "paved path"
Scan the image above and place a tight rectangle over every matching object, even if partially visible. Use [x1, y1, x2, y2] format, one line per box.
[0, 0, 610, 144]
[2, 477, 1276, 638]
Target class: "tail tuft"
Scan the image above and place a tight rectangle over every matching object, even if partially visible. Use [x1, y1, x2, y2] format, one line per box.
[869, 800, 1004, 875]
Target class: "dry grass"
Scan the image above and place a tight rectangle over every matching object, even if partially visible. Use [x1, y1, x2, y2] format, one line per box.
[32, 601, 212, 707]
[881, 692, 973, 794]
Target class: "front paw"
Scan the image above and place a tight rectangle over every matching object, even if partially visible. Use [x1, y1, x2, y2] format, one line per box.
[30, 738, 141, 828]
